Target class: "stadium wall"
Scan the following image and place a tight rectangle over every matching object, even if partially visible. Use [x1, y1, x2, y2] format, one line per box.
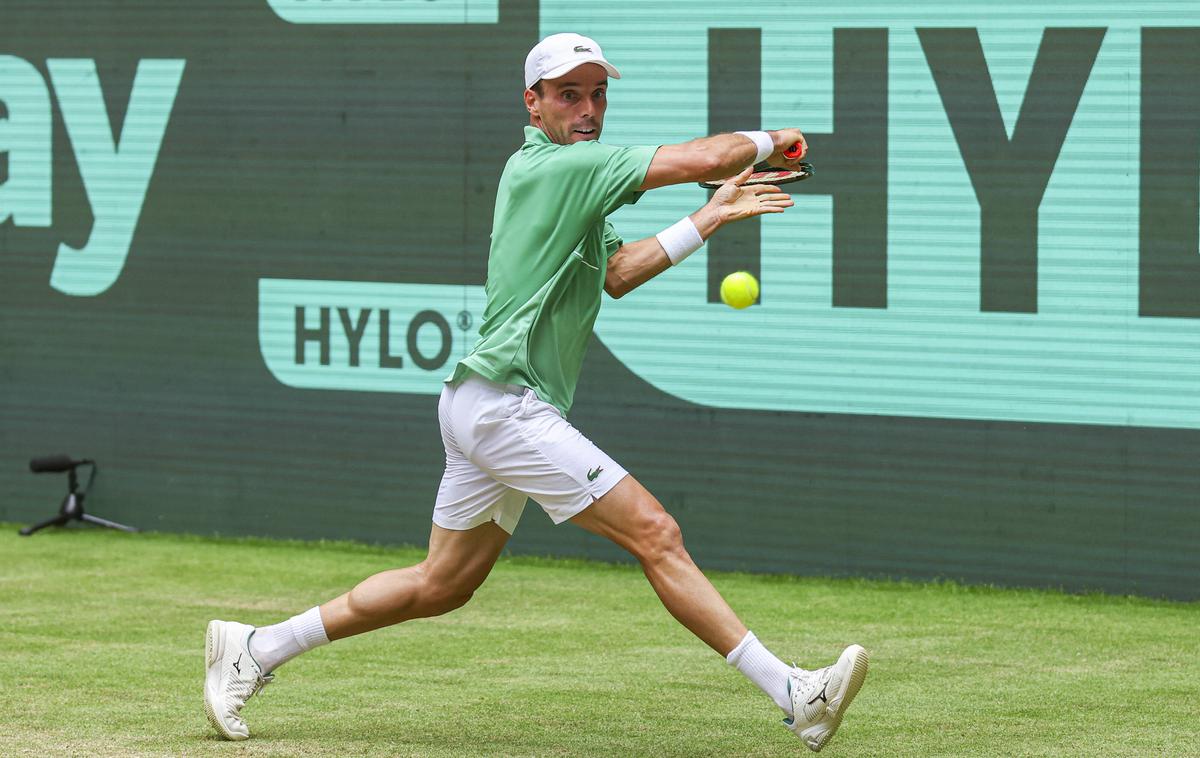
[2, 0, 1197, 599]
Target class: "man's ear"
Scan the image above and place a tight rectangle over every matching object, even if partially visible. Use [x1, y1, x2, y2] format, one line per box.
[524, 88, 538, 116]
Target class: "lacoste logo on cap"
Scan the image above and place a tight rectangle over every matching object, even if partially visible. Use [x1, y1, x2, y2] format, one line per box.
[574, 45, 593, 53]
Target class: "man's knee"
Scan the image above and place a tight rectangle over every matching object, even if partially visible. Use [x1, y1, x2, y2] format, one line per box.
[344, 563, 476, 620]
[629, 507, 686, 566]
[417, 563, 480, 616]
[420, 582, 475, 616]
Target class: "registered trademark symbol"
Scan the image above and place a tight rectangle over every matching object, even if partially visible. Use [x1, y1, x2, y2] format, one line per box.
[456, 310, 473, 331]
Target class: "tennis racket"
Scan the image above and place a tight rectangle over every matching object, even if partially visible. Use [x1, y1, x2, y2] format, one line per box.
[699, 161, 813, 189]
[699, 141, 810, 189]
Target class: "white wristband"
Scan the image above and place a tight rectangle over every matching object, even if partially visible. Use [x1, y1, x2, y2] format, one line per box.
[656, 216, 704, 266]
[734, 130, 774, 164]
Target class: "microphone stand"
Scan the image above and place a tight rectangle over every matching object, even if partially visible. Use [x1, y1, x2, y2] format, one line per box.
[19, 461, 139, 536]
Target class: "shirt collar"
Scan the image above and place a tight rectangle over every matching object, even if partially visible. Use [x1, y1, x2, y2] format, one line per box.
[524, 125, 552, 145]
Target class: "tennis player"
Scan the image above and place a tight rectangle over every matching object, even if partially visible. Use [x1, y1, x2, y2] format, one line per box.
[206, 33, 868, 751]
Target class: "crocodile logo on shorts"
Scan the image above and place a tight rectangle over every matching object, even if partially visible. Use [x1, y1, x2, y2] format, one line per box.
[587, 466, 604, 481]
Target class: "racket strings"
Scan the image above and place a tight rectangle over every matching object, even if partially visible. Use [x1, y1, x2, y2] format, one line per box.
[699, 162, 813, 189]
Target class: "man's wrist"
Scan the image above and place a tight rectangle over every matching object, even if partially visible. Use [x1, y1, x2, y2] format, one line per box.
[656, 216, 705, 265]
[690, 205, 723, 238]
[734, 131, 774, 164]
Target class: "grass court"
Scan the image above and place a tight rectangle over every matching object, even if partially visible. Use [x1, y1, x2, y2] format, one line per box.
[1, 527, 1196, 757]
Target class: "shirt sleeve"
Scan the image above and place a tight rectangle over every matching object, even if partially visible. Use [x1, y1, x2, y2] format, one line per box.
[602, 221, 623, 259]
[562, 142, 660, 219]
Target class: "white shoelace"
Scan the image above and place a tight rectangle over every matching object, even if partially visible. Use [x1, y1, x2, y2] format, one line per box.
[227, 670, 273, 710]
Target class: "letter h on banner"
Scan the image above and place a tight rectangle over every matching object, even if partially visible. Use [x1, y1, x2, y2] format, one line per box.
[706, 28, 888, 309]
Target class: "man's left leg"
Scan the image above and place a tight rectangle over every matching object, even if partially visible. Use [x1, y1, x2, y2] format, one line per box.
[570, 475, 869, 752]
[571, 475, 746, 654]
[451, 384, 869, 751]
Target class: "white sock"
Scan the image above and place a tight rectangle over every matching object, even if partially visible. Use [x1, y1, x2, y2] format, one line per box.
[248, 606, 330, 673]
[727, 631, 793, 715]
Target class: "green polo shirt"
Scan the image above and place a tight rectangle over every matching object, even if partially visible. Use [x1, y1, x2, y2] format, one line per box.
[447, 125, 658, 415]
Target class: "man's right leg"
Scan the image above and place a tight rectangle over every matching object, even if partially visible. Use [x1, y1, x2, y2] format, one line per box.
[206, 378, 529, 740]
[320, 520, 511, 640]
[205, 520, 510, 740]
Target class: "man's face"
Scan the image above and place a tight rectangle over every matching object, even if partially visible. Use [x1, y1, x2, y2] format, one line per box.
[525, 63, 608, 145]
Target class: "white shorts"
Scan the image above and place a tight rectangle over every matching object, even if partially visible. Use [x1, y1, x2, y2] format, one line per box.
[433, 374, 628, 534]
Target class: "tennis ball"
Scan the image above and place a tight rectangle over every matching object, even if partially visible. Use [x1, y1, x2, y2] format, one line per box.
[720, 271, 759, 309]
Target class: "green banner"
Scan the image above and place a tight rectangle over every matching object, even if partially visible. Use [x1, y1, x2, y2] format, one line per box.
[541, 2, 1200, 429]
[2, 0, 1197, 599]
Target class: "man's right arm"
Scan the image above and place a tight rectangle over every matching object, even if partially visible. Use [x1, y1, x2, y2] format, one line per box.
[637, 128, 807, 191]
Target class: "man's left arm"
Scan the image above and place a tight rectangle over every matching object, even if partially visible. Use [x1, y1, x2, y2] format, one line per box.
[604, 169, 794, 299]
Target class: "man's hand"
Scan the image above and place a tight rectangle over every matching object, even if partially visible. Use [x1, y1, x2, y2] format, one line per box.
[765, 128, 808, 168]
[703, 167, 796, 228]
[608, 166, 797, 300]
[640, 128, 808, 191]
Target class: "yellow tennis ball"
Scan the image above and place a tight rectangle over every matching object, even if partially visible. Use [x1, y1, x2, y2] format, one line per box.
[720, 271, 759, 309]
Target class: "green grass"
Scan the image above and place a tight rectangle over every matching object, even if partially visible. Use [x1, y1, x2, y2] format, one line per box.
[1, 526, 1197, 757]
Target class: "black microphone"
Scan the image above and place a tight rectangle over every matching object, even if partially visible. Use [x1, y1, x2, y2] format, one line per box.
[29, 455, 91, 473]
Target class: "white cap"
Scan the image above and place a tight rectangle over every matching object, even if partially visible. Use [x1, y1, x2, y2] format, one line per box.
[524, 33, 621, 89]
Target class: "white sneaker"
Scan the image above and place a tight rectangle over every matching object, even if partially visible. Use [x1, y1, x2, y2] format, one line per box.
[204, 620, 273, 740]
[784, 644, 870, 752]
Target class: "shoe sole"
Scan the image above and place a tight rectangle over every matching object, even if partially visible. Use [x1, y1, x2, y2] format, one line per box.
[809, 644, 870, 752]
[204, 620, 247, 741]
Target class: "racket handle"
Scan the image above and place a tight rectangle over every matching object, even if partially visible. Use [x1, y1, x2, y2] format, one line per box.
[783, 142, 804, 159]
